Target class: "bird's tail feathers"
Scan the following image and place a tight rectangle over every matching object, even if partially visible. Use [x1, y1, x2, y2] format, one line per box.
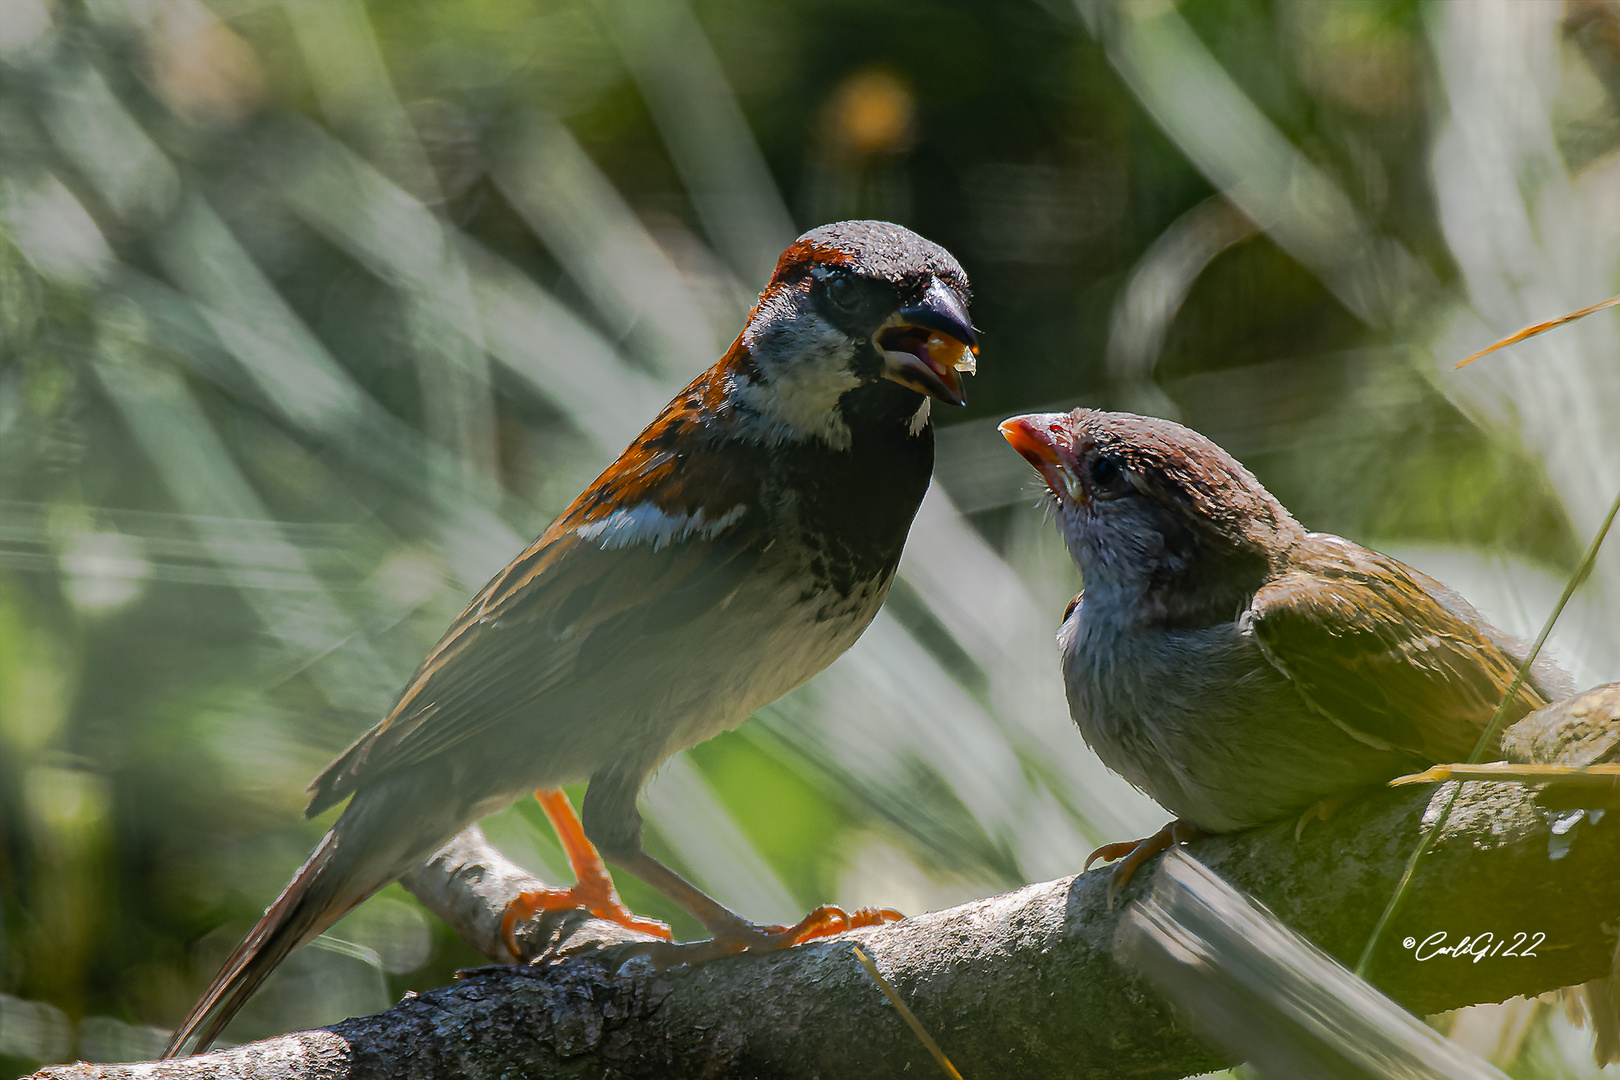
[161, 829, 369, 1058]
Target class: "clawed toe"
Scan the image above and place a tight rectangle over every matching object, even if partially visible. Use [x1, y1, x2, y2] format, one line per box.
[771, 903, 904, 945]
[1084, 820, 1207, 908]
[601, 904, 906, 971]
[501, 886, 675, 960]
[1084, 839, 1143, 872]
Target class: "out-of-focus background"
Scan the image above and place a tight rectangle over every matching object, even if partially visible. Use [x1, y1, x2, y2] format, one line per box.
[0, 0, 1617, 1074]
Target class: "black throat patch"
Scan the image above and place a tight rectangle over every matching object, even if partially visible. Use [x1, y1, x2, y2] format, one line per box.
[765, 380, 934, 603]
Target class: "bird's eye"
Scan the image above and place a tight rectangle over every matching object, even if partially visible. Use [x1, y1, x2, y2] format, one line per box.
[1088, 455, 1133, 500]
[823, 272, 861, 314]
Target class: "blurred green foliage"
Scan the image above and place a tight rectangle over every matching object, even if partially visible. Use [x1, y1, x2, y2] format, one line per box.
[0, 0, 1617, 1075]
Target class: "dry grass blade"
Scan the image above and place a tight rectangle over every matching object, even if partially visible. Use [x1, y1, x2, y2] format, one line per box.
[850, 945, 965, 1080]
[1453, 296, 1620, 369]
[1391, 763, 1620, 786]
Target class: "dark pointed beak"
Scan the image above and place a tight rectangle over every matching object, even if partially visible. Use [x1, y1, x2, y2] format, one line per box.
[901, 277, 978, 351]
[875, 277, 979, 406]
[999, 413, 1082, 501]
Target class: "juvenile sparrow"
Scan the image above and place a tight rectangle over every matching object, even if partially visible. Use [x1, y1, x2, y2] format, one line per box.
[165, 220, 978, 1056]
[1000, 409, 1570, 892]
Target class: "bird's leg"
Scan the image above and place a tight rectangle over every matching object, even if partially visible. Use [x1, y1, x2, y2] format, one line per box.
[580, 771, 901, 967]
[603, 846, 902, 968]
[1084, 819, 1208, 907]
[501, 788, 672, 959]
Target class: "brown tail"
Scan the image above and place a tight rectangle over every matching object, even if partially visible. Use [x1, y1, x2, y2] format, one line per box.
[162, 829, 369, 1057]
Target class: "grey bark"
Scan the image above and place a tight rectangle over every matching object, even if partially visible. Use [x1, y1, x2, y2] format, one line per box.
[28, 770, 1620, 1080]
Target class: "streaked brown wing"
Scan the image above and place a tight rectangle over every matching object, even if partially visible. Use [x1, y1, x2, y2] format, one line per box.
[302, 378, 773, 815]
[306, 505, 763, 816]
[1248, 535, 1548, 762]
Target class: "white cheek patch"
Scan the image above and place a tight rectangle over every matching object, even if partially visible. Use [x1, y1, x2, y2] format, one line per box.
[731, 366, 860, 449]
[732, 301, 860, 448]
[575, 503, 747, 551]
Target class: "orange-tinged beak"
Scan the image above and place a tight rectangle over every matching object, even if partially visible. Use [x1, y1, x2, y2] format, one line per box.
[999, 413, 1081, 501]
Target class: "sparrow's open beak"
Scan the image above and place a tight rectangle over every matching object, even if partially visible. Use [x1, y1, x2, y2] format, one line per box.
[875, 277, 978, 406]
[999, 413, 1081, 501]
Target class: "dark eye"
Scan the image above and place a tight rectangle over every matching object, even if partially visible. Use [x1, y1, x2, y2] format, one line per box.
[823, 272, 861, 314]
[1088, 455, 1133, 499]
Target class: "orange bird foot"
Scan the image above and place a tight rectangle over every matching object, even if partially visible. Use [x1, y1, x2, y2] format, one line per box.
[611, 904, 905, 969]
[501, 788, 673, 959]
[501, 882, 673, 956]
[1084, 819, 1208, 908]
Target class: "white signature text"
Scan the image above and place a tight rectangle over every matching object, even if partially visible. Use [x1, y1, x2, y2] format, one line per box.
[1402, 931, 1544, 962]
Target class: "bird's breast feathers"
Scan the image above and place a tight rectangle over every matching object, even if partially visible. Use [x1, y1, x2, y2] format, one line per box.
[1057, 597, 1408, 831]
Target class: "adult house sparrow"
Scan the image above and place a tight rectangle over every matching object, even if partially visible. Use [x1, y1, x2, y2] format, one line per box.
[164, 220, 978, 1056]
[1000, 408, 1571, 895]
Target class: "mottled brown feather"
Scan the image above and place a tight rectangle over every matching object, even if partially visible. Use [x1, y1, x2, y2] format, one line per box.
[1249, 535, 1548, 760]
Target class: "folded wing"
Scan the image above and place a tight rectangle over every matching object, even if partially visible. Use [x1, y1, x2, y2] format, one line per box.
[307, 424, 764, 815]
[1247, 534, 1549, 762]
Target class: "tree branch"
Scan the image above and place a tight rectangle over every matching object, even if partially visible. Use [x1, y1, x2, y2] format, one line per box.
[29, 766, 1620, 1080]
